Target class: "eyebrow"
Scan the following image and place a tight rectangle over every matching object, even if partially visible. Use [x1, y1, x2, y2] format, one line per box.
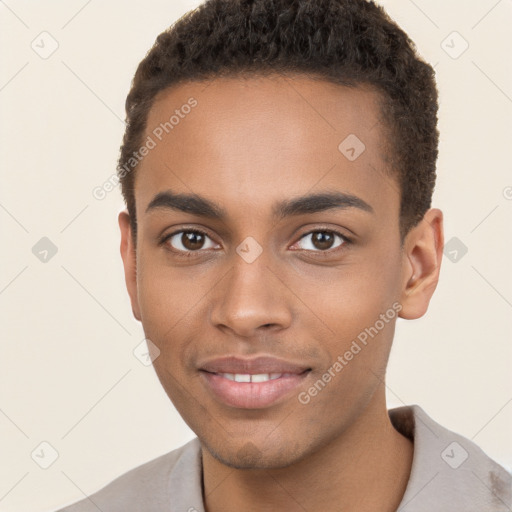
[145, 190, 374, 220]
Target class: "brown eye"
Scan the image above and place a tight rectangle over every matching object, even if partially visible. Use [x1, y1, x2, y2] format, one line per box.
[182, 232, 205, 250]
[296, 230, 347, 252]
[165, 230, 218, 252]
[312, 232, 335, 250]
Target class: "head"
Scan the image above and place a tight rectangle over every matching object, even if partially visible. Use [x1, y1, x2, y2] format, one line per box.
[119, 0, 443, 469]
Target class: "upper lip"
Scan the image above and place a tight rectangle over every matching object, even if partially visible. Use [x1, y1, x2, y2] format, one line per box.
[199, 356, 311, 375]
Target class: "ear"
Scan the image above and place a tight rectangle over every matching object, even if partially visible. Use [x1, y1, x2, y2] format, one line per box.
[119, 210, 141, 321]
[398, 208, 444, 319]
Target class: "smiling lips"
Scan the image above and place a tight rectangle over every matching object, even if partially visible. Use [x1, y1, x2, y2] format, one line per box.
[199, 356, 311, 409]
[216, 372, 292, 382]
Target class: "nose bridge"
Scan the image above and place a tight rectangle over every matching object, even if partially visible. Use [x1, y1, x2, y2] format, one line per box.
[210, 245, 292, 336]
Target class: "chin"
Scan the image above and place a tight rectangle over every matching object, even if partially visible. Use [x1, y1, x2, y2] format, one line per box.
[201, 436, 308, 470]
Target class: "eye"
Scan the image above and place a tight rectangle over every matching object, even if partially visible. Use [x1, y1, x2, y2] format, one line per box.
[293, 230, 349, 252]
[162, 229, 219, 252]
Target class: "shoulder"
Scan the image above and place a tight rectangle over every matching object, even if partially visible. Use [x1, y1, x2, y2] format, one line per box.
[55, 437, 202, 512]
[391, 404, 512, 512]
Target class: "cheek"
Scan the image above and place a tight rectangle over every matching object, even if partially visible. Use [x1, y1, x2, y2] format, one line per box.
[290, 254, 400, 339]
[135, 258, 187, 357]
[136, 261, 204, 407]
[290, 253, 402, 380]
[136, 253, 204, 327]
[135, 255, 218, 366]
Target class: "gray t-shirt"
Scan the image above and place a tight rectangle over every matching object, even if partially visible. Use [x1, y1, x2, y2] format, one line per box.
[55, 405, 512, 511]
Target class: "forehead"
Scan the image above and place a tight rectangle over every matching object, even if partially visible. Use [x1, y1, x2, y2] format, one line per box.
[135, 74, 398, 222]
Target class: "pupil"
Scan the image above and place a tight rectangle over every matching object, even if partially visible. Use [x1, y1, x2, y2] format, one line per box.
[313, 232, 333, 250]
[183, 232, 204, 250]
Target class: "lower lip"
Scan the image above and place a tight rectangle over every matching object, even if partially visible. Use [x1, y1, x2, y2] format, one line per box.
[200, 371, 310, 409]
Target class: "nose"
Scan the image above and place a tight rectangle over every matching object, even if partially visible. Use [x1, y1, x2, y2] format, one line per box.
[209, 254, 293, 339]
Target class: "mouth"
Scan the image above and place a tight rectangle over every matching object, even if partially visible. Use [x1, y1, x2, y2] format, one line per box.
[209, 372, 302, 383]
[198, 356, 312, 409]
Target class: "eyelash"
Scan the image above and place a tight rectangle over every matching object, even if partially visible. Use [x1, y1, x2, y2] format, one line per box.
[159, 227, 353, 258]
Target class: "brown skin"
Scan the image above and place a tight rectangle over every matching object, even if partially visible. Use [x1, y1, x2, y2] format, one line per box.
[119, 74, 444, 512]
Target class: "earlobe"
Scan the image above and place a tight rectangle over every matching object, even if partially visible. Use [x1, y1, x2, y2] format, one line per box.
[118, 210, 142, 322]
[398, 208, 444, 320]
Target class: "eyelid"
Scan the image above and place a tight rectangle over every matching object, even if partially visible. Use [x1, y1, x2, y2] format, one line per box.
[159, 226, 353, 255]
[159, 227, 220, 255]
[290, 227, 352, 253]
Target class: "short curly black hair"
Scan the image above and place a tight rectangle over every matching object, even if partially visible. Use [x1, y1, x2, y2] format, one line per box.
[118, 0, 438, 244]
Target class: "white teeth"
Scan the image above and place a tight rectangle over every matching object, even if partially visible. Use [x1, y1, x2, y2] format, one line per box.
[219, 373, 284, 382]
[251, 373, 270, 383]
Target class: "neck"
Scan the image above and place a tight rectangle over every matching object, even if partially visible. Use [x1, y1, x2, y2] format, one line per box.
[201, 387, 414, 512]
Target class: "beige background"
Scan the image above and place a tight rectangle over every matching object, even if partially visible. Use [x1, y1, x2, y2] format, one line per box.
[1, 1, 511, 511]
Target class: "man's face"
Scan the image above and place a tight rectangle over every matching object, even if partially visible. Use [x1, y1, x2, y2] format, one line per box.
[122, 75, 412, 468]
